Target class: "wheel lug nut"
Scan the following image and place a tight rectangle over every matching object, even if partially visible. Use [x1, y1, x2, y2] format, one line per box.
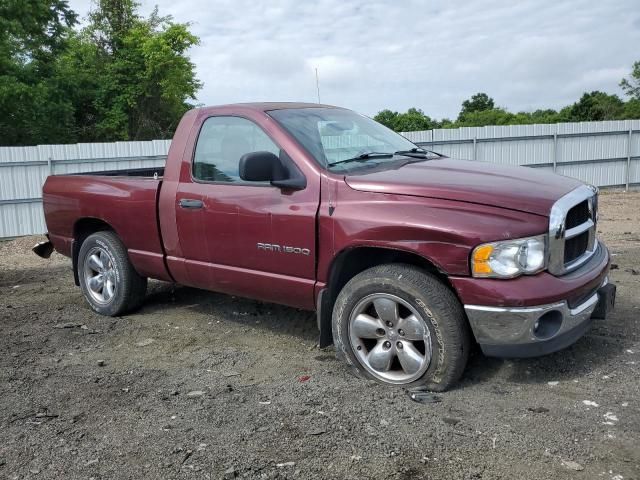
[396, 341, 403, 349]
[383, 341, 391, 349]
[376, 328, 385, 336]
[386, 321, 393, 327]
[398, 329, 405, 336]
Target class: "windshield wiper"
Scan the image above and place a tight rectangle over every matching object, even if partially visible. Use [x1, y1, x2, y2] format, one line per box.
[393, 148, 441, 158]
[328, 151, 394, 167]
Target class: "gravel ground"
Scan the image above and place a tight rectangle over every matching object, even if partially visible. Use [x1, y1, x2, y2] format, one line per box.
[1, 190, 639, 480]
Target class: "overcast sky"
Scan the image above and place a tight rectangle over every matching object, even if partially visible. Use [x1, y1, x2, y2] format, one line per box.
[67, 0, 640, 119]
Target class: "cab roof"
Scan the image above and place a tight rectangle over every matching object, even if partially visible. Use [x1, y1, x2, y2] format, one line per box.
[196, 102, 340, 114]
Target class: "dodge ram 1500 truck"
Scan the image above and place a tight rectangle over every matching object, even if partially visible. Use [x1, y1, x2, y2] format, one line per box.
[37, 102, 616, 391]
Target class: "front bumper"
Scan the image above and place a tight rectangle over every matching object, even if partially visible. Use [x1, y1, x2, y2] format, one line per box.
[465, 281, 615, 357]
[462, 242, 615, 358]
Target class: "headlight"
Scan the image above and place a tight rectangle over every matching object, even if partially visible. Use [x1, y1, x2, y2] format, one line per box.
[471, 235, 547, 278]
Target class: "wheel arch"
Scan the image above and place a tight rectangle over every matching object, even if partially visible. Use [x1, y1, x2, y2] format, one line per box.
[317, 245, 459, 348]
[72, 217, 117, 286]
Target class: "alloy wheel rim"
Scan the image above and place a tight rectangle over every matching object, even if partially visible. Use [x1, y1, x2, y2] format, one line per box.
[348, 293, 432, 384]
[83, 246, 117, 304]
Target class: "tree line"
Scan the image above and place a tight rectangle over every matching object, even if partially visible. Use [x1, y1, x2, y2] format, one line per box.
[374, 67, 640, 132]
[2, 1, 640, 145]
[0, 0, 200, 146]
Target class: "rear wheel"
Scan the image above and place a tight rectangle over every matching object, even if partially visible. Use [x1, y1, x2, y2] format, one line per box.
[78, 231, 147, 316]
[332, 264, 470, 391]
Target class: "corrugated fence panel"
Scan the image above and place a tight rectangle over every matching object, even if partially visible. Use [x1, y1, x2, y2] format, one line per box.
[557, 160, 628, 187]
[0, 140, 170, 238]
[406, 119, 640, 190]
[0, 163, 50, 201]
[0, 202, 46, 238]
[1, 121, 640, 238]
[402, 130, 433, 143]
[477, 138, 555, 166]
[431, 143, 475, 160]
[557, 133, 628, 163]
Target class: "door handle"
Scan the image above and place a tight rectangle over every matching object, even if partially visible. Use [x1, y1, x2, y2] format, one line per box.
[178, 198, 204, 209]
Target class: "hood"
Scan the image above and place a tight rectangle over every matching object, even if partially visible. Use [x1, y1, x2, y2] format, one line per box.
[344, 158, 583, 216]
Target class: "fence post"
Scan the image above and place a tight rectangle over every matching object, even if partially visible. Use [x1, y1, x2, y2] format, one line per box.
[626, 128, 632, 191]
[553, 132, 558, 172]
[473, 137, 477, 161]
[47, 156, 53, 175]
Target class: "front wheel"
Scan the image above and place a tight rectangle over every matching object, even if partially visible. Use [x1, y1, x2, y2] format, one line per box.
[332, 264, 470, 391]
[78, 231, 147, 316]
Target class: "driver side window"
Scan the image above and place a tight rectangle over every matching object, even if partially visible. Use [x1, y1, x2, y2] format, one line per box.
[193, 116, 280, 183]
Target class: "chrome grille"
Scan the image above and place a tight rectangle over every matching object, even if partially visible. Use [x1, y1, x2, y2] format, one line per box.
[564, 231, 589, 264]
[565, 200, 589, 229]
[548, 185, 598, 275]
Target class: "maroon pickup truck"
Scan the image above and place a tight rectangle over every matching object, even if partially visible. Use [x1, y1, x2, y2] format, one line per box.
[37, 102, 615, 391]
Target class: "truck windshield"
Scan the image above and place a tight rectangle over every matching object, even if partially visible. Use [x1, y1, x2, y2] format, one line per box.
[267, 107, 432, 172]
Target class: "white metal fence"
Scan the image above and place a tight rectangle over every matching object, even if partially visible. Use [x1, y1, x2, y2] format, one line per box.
[0, 140, 169, 238]
[1, 119, 639, 238]
[404, 119, 640, 189]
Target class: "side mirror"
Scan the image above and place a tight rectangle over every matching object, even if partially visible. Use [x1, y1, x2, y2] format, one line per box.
[239, 151, 306, 190]
[239, 151, 285, 182]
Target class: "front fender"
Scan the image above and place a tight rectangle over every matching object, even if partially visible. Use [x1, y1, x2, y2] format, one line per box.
[325, 192, 549, 280]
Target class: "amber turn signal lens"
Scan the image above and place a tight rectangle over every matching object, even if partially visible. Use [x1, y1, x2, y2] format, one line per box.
[472, 244, 494, 275]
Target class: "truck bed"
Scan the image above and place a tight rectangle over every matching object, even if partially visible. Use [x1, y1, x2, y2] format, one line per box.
[42, 173, 171, 282]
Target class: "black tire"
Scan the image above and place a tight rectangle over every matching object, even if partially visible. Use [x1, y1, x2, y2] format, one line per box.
[332, 264, 470, 391]
[77, 231, 147, 316]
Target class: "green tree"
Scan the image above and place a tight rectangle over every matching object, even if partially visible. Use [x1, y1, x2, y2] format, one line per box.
[0, 0, 77, 67]
[0, 0, 201, 145]
[393, 108, 434, 132]
[565, 91, 625, 121]
[456, 108, 516, 127]
[51, 32, 102, 141]
[620, 61, 640, 100]
[436, 118, 454, 128]
[373, 109, 400, 130]
[89, 4, 202, 140]
[88, 0, 138, 53]
[0, 0, 78, 145]
[458, 93, 495, 121]
[66, 0, 201, 141]
[623, 99, 640, 119]
[373, 108, 435, 132]
[527, 109, 561, 124]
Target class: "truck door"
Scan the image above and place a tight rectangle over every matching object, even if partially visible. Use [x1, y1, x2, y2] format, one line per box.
[173, 115, 318, 309]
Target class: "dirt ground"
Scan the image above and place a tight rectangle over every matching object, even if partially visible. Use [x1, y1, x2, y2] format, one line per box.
[1, 191, 639, 480]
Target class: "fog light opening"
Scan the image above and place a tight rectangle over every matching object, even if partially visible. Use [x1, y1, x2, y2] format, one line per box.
[532, 310, 563, 340]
